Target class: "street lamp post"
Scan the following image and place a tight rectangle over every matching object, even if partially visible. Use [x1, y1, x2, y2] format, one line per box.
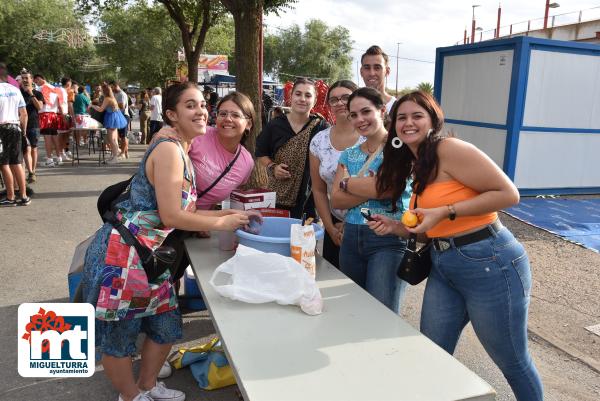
[395, 42, 401, 95]
[471, 4, 480, 44]
[544, 1, 560, 29]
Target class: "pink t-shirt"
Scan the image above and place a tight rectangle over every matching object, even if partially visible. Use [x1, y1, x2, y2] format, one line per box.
[188, 127, 254, 209]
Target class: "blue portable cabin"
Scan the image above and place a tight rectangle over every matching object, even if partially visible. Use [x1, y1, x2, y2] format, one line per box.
[434, 36, 600, 195]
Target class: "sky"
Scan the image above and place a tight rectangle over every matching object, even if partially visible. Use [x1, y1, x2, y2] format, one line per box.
[264, 0, 600, 89]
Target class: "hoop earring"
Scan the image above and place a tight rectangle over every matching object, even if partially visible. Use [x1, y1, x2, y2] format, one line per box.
[391, 137, 402, 149]
[427, 129, 434, 138]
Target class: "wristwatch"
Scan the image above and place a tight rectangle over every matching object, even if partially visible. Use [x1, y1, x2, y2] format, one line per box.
[447, 204, 456, 221]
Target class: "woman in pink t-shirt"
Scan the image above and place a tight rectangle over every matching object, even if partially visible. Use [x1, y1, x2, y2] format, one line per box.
[188, 91, 255, 210]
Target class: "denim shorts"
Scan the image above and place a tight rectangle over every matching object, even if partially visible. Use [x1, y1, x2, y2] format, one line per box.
[26, 128, 40, 148]
[96, 308, 183, 358]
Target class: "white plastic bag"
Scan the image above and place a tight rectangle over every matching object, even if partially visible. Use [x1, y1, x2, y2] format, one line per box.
[209, 245, 323, 315]
[290, 223, 317, 278]
[69, 232, 97, 275]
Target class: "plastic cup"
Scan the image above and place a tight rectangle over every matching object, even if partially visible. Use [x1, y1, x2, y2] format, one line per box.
[218, 231, 237, 251]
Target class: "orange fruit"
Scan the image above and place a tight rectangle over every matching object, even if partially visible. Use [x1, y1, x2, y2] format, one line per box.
[401, 211, 419, 227]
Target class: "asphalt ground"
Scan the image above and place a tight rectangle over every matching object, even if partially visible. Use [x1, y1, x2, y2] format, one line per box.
[0, 134, 598, 401]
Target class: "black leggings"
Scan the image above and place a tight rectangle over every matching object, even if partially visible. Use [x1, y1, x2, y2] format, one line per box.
[322, 214, 342, 268]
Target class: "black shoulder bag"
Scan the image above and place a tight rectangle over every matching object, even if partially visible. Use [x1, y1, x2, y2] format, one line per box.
[163, 144, 242, 282]
[98, 176, 177, 282]
[397, 194, 433, 286]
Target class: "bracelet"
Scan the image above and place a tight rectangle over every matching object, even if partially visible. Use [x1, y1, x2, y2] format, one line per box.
[339, 177, 350, 192]
[447, 204, 456, 221]
[267, 162, 276, 172]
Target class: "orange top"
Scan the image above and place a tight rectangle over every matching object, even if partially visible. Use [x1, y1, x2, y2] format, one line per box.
[411, 180, 497, 238]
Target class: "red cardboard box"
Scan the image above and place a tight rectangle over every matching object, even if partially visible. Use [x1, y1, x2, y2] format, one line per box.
[230, 188, 276, 210]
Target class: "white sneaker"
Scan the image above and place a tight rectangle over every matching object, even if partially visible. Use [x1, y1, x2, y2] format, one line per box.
[66, 150, 73, 158]
[145, 381, 185, 401]
[117, 392, 154, 401]
[45, 158, 55, 167]
[61, 152, 72, 161]
[107, 156, 120, 164]
[53, 156, 63, 165]
[157, 360, 172, 379]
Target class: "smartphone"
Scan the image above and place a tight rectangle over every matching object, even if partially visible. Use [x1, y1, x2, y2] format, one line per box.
[360, 208, 375, 222]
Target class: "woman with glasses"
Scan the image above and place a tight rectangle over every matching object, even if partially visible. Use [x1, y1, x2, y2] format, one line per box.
[153, 91, 255, 211]
[308, 80, 364, 267]
[256, 78, 329, 218]
[331, 87, 411, 313]
[187, 91, 255, 211]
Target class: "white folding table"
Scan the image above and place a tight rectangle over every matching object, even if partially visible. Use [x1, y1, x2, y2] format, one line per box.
[185, 237, 496, 401]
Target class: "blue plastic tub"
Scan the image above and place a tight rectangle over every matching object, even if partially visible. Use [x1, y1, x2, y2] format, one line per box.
[180, 268, 206, 311]
[235, 217, 324, 256]
[68, 272, 82, 302]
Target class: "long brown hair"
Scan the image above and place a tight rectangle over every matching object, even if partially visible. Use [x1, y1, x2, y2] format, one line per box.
[376, 91, 445, 210]
[101, 83, 117, 108]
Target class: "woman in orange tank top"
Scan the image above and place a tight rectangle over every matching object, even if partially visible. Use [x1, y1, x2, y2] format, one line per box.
[368, 91, 543, 401]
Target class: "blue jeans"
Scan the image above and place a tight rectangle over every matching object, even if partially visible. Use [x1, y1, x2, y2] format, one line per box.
[421, 225, 543, 401]
[339, 223, 408, 313]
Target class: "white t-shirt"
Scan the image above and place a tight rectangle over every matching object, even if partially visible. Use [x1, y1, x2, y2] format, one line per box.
[386, 96, 397, 114]
[309, 127, 365, 220]
[39, 83, 59, 113]
[58, 87, 68, 115]
[114, 90, 129, 115]
[150, 94, 162, 121]
[0, 83, 25, 124]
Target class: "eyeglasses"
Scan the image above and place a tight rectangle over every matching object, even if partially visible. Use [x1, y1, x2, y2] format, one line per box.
[217, 110, 248, 120]
[327, 95, 350, 106]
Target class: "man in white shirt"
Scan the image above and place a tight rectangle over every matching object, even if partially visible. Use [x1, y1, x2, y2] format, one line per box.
[148, 87, 163, 143]
[0, 62, 30, 206]
[360, 45, 397, 114]
[33, 73, 63, 166]
[110, 80, 130, 157]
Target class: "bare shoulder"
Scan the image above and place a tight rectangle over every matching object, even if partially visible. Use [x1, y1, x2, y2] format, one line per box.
[147, 140, 182, 164]
[437, 137, 481, 159]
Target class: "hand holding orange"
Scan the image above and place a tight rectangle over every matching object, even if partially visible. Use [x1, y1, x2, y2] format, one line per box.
[401, 211, 419, 227]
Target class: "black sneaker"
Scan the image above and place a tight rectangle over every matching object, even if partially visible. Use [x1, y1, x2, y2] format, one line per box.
[16, 197, 31, 206]
[27, 172, 36, 183]
[0, 198, 17, 207]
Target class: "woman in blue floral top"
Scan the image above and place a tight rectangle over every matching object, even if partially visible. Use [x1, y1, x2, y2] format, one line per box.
[332, 87, 412, 313]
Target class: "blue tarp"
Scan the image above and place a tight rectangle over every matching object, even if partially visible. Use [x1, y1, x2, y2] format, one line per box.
[504, 198, 600, 253]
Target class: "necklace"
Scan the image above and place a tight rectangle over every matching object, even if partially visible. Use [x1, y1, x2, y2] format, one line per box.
[365, 143, 378, 154]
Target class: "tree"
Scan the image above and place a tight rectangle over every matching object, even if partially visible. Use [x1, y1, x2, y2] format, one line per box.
[76, 0, 226, 83]
[416, 82, 434, 95]
[264, 19, 353, 83]
[219, 0, 296, 187]
[0, 0, 94, 81]
[98, 3, 181, 87]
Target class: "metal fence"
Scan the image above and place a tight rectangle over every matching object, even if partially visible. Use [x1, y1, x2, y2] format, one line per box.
[458, 6, 600, 45]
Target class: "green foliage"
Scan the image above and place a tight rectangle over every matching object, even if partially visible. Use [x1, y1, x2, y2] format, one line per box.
[263, 19, 353, 83]
[97, 3, 180, 87]
[0, 0, 94, 81]
[203, 16, 235, 75]
[416, 81, 434, 94]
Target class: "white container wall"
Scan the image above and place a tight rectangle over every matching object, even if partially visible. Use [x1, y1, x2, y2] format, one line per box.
[434, 37, 600, 195]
